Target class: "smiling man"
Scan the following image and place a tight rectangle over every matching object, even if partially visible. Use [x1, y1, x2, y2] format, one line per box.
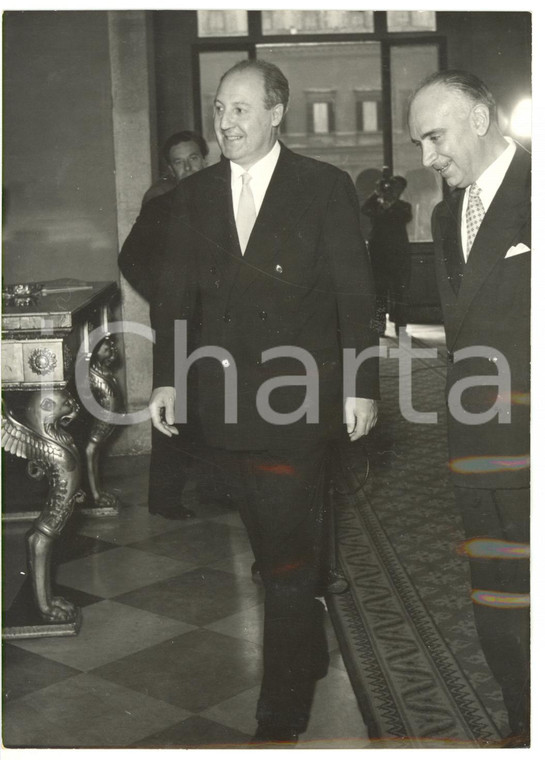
[149, 59, 379, 744]
[409, 70, 531, 746]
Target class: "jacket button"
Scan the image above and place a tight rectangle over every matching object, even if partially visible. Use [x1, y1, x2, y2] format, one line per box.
[223, 312, 231, 323]
[259, 310, 267, 321]
[275, 264, 283, 274]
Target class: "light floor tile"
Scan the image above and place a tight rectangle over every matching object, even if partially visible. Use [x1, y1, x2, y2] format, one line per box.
[55, 545, 193, 597]
[201, 685, 261, 737]
[129, 520, 252, 566]
[76, 505, 179, 546]
[8, 599, 195, 670]
[2, 672, 189, 748]
[209, 548, 257, 578]
[205, 603, 264, 645]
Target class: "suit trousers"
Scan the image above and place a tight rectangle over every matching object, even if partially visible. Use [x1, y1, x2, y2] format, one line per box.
[148, 425, 192, 511]
[454, 486, 530, 740]
[212, 442, 330, 732]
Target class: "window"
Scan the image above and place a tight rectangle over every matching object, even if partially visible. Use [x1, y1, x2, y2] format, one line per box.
[305, 91, 336, 134]
[387, 11, 436, 33]
[390, 44, 442, 242]
[355, 91, 382, 133]
[256, 42, 381, 178]
[262, 10, 373, 36]
[197, 10, 248, 37]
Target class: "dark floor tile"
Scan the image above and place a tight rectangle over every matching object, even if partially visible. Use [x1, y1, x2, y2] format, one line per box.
[113, 566, 263, 626]
[3, 577, 103, 631]
[91, 628, 262, 713]
[130, 714, 252, 748]
[2, 644, 82, 702]
[53, 518, 119, 563]
[127, 519, 251, 565]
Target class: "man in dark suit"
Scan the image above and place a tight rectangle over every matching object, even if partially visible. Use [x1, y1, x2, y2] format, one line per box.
[149, 59, 379, 744]
[118, 132, 209, 520]
[362, 173, 413, 336]
[409, 70, 530, 746]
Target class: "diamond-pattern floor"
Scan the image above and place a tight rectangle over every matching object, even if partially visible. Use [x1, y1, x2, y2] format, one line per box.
[3, 455, 371, 749]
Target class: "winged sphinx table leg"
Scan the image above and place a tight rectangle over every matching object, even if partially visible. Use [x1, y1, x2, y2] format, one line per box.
[79, 334, 124, 517]
[2, 390, 83, 639]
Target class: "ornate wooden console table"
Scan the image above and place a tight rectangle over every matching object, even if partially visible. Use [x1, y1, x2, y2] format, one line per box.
[2, 278, 122, 639]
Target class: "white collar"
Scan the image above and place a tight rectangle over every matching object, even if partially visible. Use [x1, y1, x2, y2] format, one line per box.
[230, 141, 280, 182]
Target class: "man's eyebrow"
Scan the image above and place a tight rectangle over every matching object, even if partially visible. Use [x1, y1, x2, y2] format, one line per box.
[214, 98, 250, 107]
[422, 128, 444, 140]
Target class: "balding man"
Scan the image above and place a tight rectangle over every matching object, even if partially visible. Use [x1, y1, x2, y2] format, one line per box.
[409, 70, 530, 747]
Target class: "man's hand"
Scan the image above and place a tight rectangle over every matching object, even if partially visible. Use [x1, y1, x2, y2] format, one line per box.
[345, 397, 378, 441]
[149, 386, 179, 437]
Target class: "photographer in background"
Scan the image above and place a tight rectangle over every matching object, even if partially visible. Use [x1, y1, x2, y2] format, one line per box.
[362, 170, 412, 336]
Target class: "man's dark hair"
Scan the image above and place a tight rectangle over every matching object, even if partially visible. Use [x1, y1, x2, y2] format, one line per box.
[411, 69, 498, 124]
[162, 130, 209, 165]
[219, 59, 290, 113]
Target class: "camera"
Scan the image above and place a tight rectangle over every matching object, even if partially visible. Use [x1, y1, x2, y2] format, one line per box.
[376, 167, 396, 202]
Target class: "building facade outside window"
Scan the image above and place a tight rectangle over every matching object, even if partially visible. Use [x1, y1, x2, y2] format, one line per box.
[195, 10, 441, 243]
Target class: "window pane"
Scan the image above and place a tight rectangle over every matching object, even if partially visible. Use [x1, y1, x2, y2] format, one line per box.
[362, 101, 378, 133]
[390, 44, 441, 242]
[199, 51, 249, 165]
[197, 10, 248, 37]
[262, 10, 373, 35]
[313, 103, 330, 134]
[257, 42, 382, 198]
[387, 11, 436, 33]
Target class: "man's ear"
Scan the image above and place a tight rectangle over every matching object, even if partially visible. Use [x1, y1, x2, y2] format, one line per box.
[471, 103, 490, 136]
[271, 103, 284, 127]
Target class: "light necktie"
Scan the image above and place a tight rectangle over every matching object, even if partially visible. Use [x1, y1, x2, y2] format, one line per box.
[466, 182, 485, 256]
[236, 172, 257, 254]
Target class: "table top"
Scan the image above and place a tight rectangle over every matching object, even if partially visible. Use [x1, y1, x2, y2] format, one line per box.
[2, 279, 118, 333]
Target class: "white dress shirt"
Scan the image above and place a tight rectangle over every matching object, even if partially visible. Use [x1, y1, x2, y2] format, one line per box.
[230, 141, 281, 222]
[461, 137, 516, 260]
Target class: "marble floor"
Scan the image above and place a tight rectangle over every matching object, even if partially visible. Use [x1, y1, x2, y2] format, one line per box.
[2, 452, 371, 750]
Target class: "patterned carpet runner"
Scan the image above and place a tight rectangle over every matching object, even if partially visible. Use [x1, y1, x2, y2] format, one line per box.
[327, 332, 508, 747]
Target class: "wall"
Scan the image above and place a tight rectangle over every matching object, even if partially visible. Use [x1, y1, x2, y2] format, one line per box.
[152, 11, 196, 166]
[438, 12, 531, 118]
[2, 11, 120, 285]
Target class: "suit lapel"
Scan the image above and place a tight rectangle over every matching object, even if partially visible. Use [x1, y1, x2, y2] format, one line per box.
[451, 146, 531, 343]
[199, 157, 239, 257]
[227, 144, 318, 303]
[434, 191, 463, 338]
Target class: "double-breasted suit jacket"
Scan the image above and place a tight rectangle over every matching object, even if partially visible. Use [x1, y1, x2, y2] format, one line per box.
[432, 144, 530, 489]
[151, 143, 379, 451]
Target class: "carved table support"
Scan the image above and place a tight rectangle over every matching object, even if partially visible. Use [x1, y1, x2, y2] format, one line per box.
[1, 390, 83, 639]
[78, 331, 124, 517]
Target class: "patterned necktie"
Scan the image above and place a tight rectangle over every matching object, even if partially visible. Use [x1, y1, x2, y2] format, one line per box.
[466, 182, 485, 256]
[236, 172, 257, 254]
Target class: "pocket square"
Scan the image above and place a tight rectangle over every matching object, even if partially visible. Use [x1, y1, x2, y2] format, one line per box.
[505, 242, 530, 258]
